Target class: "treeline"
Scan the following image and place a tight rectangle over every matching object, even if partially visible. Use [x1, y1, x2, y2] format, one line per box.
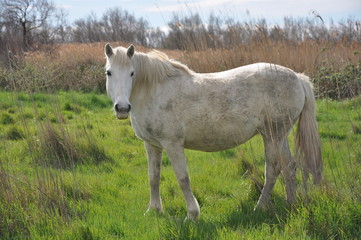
[163, 14, 361, 50]
[1, 0, 360, 66]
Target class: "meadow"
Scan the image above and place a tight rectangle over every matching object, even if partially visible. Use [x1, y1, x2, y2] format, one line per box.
[1, 90, 360, 239]
[0, 40, 361, 239]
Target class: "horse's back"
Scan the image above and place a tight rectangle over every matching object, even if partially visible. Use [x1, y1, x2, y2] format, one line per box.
[195, 62, 305, 116]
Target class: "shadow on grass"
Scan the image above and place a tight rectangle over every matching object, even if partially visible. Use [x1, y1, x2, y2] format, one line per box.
[160, 217, 219, 240]
[225, 195, 290, 231]
[158, 194, 291, 239]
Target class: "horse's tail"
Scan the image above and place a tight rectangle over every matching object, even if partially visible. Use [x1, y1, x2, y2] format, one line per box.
[295, 73, 323, 185]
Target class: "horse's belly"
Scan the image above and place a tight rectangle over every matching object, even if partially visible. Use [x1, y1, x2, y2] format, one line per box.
[183, 122, 258, 152]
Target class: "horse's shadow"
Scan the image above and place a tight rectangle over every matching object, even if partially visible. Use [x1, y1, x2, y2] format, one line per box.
[160, 194, 291, 239]
[225, 195, 291, 231]
[159, 214, 219, 240]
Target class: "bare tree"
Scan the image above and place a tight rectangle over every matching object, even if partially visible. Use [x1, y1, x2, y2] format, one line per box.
[71, 8, 150, 45]
[147, 27, 165, 48]
[53, 8, 70, 42]
[102, 7, 149, 45]
[1, 0, 55, 50]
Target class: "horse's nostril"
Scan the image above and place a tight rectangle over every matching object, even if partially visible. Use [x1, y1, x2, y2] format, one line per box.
[114, 103, 120, 112]
[114, 103, 131, 113]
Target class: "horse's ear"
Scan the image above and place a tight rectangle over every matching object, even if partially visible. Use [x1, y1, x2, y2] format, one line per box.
[105, 43, 113, 57]
[127, 44, 135, 58]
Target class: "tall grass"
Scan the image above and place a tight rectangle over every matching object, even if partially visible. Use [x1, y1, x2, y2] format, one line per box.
[0, 91, 112, 238]
[1, 40, 360, 98]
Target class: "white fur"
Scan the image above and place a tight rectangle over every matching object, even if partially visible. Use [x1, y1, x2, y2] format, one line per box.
[105, 44, 323, 220]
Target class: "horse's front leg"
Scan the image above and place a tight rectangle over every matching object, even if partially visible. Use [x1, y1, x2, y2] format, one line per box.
[144, 142, 163, 214]
[164, 143, 200, 220]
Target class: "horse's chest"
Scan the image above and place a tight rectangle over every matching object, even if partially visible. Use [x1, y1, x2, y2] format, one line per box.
[130, 115, 165, 148]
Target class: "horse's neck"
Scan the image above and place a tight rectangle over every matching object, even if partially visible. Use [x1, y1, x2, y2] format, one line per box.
[131, 53, 171, 92]
[130, 53, 158, 105]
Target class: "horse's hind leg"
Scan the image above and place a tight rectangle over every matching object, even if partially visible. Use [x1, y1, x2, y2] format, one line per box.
[255, 137, 297, 210]
[255, 137, 282, 210]
[280, 141, 297, 205]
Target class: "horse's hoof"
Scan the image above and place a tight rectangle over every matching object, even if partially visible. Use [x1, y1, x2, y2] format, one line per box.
[254, 200, 268, 211]
[186, 209, 200, 221]
[144, 207, 162, 216]
[184, 215, 197, 222]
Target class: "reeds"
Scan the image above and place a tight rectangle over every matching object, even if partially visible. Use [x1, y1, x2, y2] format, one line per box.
[1, 39, 359, 99]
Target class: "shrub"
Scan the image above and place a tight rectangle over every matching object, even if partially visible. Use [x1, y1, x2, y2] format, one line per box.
[313, 62, 361, 99]
[0, 57, 105, 93]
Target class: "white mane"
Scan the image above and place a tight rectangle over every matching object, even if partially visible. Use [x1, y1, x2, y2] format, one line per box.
[113, 47, 194, 90]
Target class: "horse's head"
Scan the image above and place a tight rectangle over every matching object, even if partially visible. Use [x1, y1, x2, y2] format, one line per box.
[105, 43, 135, 119]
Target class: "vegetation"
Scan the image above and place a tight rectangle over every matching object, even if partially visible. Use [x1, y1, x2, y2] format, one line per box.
[314, 62, 361, 99]
[1, 0, 360, 67]
[0, 89, 360, 239]
[0, 4, 360, 238]
[0, 40, 360, 99]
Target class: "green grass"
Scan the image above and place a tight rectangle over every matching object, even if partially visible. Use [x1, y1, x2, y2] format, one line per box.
[0, 91, 360, 239]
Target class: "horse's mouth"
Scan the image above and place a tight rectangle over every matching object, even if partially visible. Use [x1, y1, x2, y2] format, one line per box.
[116, 112, 129, 120]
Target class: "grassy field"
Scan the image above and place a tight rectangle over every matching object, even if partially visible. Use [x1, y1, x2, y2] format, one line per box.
[0, 89, 360, 239]
[0, 37, 360, 239]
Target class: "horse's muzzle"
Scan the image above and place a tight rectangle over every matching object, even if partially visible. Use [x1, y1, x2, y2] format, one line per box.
[115, 103, 131, 120]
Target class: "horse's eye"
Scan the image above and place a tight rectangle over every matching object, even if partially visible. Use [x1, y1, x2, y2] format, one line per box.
[130, 71, 134, 77]
[106, 70, 111, 76]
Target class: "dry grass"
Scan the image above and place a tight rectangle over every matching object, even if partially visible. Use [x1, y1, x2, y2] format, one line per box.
[176, 40, 361, 76]
[26, 40, 361, 76]
[25, 42, 149, 66]
[1, 40, 359, 97]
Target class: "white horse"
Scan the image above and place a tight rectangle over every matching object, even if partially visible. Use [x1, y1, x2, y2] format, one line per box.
[104, 44, 323, 220]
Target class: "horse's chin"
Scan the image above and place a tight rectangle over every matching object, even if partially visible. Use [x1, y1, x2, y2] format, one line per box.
[116, 113, 129, 120]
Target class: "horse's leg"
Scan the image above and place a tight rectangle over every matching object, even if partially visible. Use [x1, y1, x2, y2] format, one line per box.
[255, 138, 282, 210]
[280, 140, 297, 205]
[164, 144, 200, 220]
[144, 142, 163, 213]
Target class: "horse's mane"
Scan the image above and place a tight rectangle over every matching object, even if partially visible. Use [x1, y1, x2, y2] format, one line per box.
[147, 50, 193, 75]
[110, 47, 193, 92]
[131, 49, 194, 90]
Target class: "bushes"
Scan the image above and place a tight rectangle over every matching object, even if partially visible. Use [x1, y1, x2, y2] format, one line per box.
[314, 62, 361, 99]
[1, 61, 105, 93]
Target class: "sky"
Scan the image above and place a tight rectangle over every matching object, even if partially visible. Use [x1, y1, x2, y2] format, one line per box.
[54, 0, 361, 29]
